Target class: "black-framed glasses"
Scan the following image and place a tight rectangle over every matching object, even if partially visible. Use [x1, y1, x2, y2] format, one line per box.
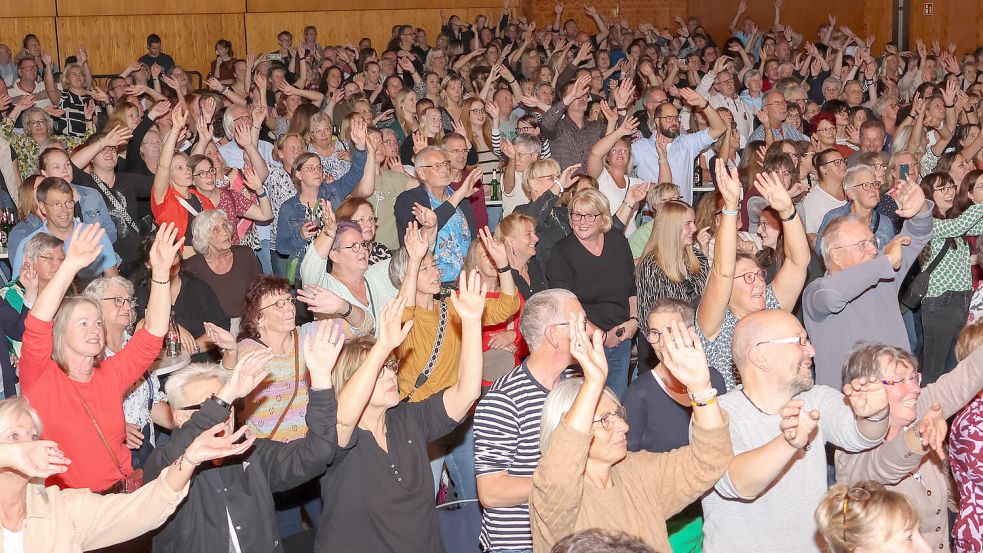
[592, 405, 627, 431]
[842, 487, 872, 541]
[830, 237, 879, 254]
[882, 372, 921, 386]
[570, 212, 600, 222]
[734, 269, 766, 285]
[381, 359, 398, 377]
[647, 323, 695, 342]
[193, 167, 217, 178]
[933, 183, 957, 193]
[755, 335, 810, 348]
[340, 240, 371, 253]
[470, 107, 486, 114]
[656, 115, 680, 122]
[848, 181, 879, 192]
[102, 296, 136, 308]
[764, 100, 787, 108]
[821, 158, 845, 168]
[260, 297, 296, 310]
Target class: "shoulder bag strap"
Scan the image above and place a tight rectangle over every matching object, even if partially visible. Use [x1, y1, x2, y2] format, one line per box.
[70, 384, 127, 479]
[405, 299, 448, 400]
[923, 239, 954, 275]
[268, 329, 300, 441]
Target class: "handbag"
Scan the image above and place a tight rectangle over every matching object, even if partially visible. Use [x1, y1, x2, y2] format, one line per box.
[403, 299, 448, 401]
[267, 330, 300, 441]
[900, 238, 953, 311]
[70, 384, 144, 494]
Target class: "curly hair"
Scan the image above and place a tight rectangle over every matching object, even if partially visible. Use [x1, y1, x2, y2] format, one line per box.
[237, 275, 292, 342]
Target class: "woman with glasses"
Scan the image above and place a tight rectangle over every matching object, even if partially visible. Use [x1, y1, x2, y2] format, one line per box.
[3, 100, 92, 180]
[513, 159, 580, 276]
[915, 172, 983, 383]
[587, 115, 646, 236]
[529, 314, 731, 553]
[462, 97, 498, 184]
[308, 112, 352, 180]
[834, 341, 983, 552]
[623, 298, 727, 552]
[815, 481, 931, 553]
[696, 161, 810, 390]
[267, 132, 309, 276]
[186, 153, 273, 245]
[801, 148, 848, 248]
[547, 189, 638, 398]
[83, 276, 173, 470]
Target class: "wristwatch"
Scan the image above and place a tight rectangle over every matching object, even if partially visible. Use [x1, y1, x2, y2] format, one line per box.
[497, 264, 512, 273]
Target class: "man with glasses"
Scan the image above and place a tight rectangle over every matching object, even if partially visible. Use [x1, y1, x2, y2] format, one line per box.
[475, 288, 585, 553]
[13, 177, 119, 283]
[633, 87, 729, 204]
[803, 179, 932, 387]
[814, 164, 896, 256]
[696, 56, 755, 142]
[633, 86, 669, 139]
[394, 146, 478, 283]
[8, 56, 58, 110]
[441, 133, 489, 230]
[747, 90, 809, 143]
[702, 309, 890, 553]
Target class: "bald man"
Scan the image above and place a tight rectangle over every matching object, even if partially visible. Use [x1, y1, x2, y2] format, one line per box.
[700, 310, 890, 553]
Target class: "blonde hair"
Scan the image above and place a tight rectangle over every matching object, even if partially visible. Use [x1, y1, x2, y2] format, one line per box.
[523, 159, 561, 199]
[59, 62, 85, 89]
[0, 396, 43, 435]
[52, 297, 106, 373]
[641, 201, 700, 282]
[394, 88, 418, 135]
[331, 336, 394, 392]
[646, 182, 681, 212]
[815, 481, 920, 553]
[568, 188, 613, 234]
[494, 212, 536, 242]
[957, 321, 983, 361]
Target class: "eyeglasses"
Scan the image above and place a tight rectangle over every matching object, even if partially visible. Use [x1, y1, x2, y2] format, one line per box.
[882, 372, 921, 386]
[657, 115, 680, 122]
[382, 139, 399, 146]
[609, 148, 630, 155]
[418, 160, 452, 171]
[233, 115, 252, 126]
[43, 200, 76, 211]
[842, 487, 872, 541]
[143, 140, 163, 147]
[25, 120, 47, 128]
[765, 100, 787, 108]
[193, 167, 217, 178]
[102, 296, 136, 308]
[849, 181, 879, 192]
[381, 359, 398, 377]
[933, 184, 957, 193]
[300, 165, 324, 174]
[340, 240, 371, 253]
[517, 125, 536, 133]
[351, 216, 378, 226]
[830, 237, 879, 253]
[36, 253, 65, 264]
[570, 212, 600, 222]
[311, 128, 332, 136]
[821, 158, 846, 166]
[592, 406, 627, 431]
[470, 107, 486, 114]
[445, 148, 467, 155]
[260, 297, 296, 310]
[647, 324, 695, 343]
[755, 335, 810, 348]
[734, 269, 766, 285]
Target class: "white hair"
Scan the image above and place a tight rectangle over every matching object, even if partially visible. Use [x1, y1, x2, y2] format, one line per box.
[165, 363, 230, 411]
[539, 378, 620, 453]
[518, 289, 577, 351]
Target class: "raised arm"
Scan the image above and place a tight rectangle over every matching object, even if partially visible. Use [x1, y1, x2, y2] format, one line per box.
[696, 160, 740, 340]
[397, 221, 429, 307]
[30, 224, 106, 322]
[144, 223, 184, 336]
[71, 126, 132, 169]
[730, 0, 748, 37]
[587, 115, 638, 178]
[152, 105, 188, 205]
[753, 171, 809, 308]
[443, 271, 486, 420]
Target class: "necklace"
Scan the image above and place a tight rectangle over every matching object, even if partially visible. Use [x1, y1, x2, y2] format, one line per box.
[741, 388, 776, 416]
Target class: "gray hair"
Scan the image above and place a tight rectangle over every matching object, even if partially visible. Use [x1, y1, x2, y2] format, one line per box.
[388, 247, 410, 288]
[0, 396, 43, 435]
[22, 232, 63, 261]
[22, 107, 52, 133]
[823, 76, 843, 92]
[222, 105, 249, 140]
[842, 164, 874, 193]
[519, 288, 577, 351]
[165, 363, 230, 411]
[819, 214, 868, 263]
[841, 343, 917, 386]
[742, 69, 761, 86]
[513, 133, 542, 156]
[539, 378, 620, 453]
[413, 145, 445, 169]
[191, 209, 234, 254]
[83, 276, 135, 302]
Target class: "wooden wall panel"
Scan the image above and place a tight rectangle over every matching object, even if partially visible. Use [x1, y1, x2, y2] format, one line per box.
[527, 0, 679, 35]
[0, 18, 57, 60]
[248, 0, 492, 12]
[0, 0, 56, 17]
[244, 8, 501, 56]
[56, 14, 246, 77]
[910, 0, 980, 56]
[57, 0, 245, 16]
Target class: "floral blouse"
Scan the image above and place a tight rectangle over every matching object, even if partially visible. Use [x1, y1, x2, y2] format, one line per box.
[1, 117, 91, 179]
[265, 166, 300, 251]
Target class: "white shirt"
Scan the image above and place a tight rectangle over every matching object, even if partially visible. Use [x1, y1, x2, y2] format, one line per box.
[9, 79, 53, 109]
[2, 528, 24, 553]
[502, 169, 530, 217]
[798, 184, 847, 235]
[597, 168, 638, 235]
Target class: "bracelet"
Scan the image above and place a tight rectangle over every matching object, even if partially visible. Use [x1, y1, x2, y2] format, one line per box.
[688, 386, 718, 404]
[256, 190, 268, 198]
[182, 452, 201, 467]
[151, 277, 170, 285]
[720, 207, 739, 216]
[496, 264, 512, 273]
[210, 394, 232, 410]
[780, 210, 798, 222]
[340, 301, 353, 318]
[864, 407, 891, 423]
[222, 86, 230, 94]
[690, 396, 718, 408]
[622, 200, 635, 209]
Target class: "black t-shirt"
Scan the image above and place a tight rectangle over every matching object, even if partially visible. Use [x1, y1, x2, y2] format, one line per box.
[135, 273, 230, 362]
[546, 230, 637, 331]
[316, 391, 459, 553]
[138, 53, 175, 74]
[73, 163, 150, 273]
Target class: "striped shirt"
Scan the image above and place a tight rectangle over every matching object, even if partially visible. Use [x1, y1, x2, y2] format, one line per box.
[474, 362, 551, 551]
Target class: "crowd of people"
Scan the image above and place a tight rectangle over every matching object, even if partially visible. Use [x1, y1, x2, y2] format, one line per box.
[1, 1, 983, 552]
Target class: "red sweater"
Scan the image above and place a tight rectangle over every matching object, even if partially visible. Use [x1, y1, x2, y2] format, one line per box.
[20, 314, 163, 490]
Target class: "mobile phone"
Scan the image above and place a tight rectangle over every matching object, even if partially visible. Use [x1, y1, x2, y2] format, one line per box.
[268, 53, 283, 62]
[899, 163, 909, 181]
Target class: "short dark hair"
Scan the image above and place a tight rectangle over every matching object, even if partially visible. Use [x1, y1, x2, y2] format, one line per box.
[36, 177, 72, 204]
[147, 34, 161, 47]
[551, 529, 656, 553]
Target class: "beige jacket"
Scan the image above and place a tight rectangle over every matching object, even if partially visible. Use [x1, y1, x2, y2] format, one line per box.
[1, 466, 189, 553]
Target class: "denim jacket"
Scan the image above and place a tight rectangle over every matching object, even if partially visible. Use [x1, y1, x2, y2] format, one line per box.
[275, 147, 368, 258]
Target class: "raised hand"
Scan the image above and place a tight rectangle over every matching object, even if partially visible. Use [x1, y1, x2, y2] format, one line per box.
[303, 319, 345, 383]
[915, 403, 947, 459]
[780, 399, 819, 449]
[403, 220, 430, 261]
[169, 104, 189, 136]
[184, 424, 256, 465]
[842, 376, 889, 419]
[617, 114, 639, 137]
[233, 120, 253, 148]
[714, 159, 742, 209]
[478, 226, 508, 269]
[64, 224, 106, 271]
[297, 285, 349, 315]
[206, 77, 224, 92]
[559, 163, 582, 191]
[753, 171, 794, 215]
[217, 347, 274, 402]
[103, 125, 134, 148]
[612, 79, 636, 108]
[411, 131, 428, 154]
[450, 270, 487, 321]
[677, 87, 708, 109]
[149, 222, 185, 276]
[625, 181, 649, 206]
[377, 296, 414, 351]
[883, 234, 912, 270]
[350, 117, 368, 150]
[563, 74, 592, 105]
[568, 311, 608, 385]
[148, 100, 171, 121]
[660, 320, 712, 390]
[891, 178, 927, 218]
[0, 441, 71, 478]
[203, 322, 236, 351]
[411, 202, 437, 229]
[320, 199, 337, 236]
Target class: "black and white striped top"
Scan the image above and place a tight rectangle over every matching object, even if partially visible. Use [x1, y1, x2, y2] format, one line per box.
[474, 362, 553, 551]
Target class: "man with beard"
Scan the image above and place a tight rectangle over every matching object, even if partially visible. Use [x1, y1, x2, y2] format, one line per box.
[633, 87, 728, 204]
[700, 309, 890, 553]
[803, 178, 931, 387]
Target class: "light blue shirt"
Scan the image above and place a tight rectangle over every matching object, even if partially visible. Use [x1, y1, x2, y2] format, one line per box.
[747, 122, 809, 143]
[632, 129, 715, 204]
[75, 184, 118, 243]
[13, 219, 120, 281]
[815, 202, 896, 256]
